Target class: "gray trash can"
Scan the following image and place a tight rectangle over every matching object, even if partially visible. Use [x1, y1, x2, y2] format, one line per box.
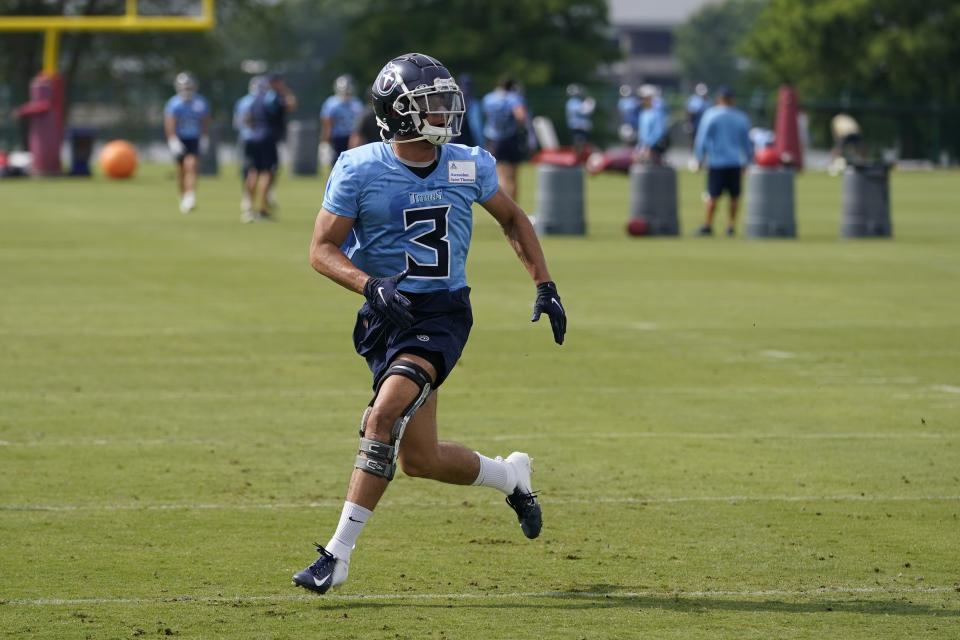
[745, 166, 796, 238]
[841, 164, 891, 238]
[199, 130, 218, 176]
[535, 164, 585, 235]
[628, 164, 679, 235]
[288, 119, 319, 176]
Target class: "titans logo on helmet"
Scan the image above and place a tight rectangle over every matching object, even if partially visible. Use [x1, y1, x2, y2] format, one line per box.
[376, 65, 401, 96]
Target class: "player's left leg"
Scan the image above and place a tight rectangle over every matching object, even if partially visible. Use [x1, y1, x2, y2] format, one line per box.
[727, 168, 743, 236]
[293, 354, 437, 593]
[396, 354, 541, 539]
[727, 196, 740, 236]
[179, 154, 198, 213]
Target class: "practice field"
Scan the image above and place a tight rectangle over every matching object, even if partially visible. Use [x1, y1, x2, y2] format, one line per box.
[1, 162, 958, 639]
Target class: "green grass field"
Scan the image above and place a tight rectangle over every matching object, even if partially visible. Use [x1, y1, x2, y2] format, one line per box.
[1, 162, 958, 639]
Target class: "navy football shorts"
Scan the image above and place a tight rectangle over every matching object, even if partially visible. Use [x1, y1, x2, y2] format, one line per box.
[352, 287, 473, 390]
[244, 140, 278, 172]
[487, 134, 526, 164]
[175, 137, 199, 163]
[707, 166, 743, 198]
[331, 135, 351, 165]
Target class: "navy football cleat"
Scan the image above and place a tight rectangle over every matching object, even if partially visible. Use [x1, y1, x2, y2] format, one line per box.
[504, 452, 542, 539]
[292, 543, 348, 594]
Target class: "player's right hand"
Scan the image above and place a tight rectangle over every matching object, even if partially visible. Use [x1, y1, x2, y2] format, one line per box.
[167, 136, 184, 155]
[364, 270, 414, 330]
[531, 281, 566, 345]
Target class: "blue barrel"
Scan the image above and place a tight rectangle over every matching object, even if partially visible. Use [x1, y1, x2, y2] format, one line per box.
[535, 164, 585, 235]
[288, 119, 319, 176]
[841, 164, 891, 238]
[745, 166, 796, 238]
[628, 164, 679, 235]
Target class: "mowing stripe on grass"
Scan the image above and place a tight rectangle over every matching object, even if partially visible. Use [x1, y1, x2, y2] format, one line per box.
[3, 495, 959, 512]
[1, 432, 956, 447]
[5, 585, 957, 606]
[8, 383, 959, 401]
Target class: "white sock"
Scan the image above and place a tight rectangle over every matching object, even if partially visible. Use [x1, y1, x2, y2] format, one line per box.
[325, 501, 371, 563]
[471, 452, 517, 495]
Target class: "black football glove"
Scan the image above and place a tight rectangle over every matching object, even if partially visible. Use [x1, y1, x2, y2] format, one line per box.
[364, 270, 414, 330]
[531, 281, 566, 345]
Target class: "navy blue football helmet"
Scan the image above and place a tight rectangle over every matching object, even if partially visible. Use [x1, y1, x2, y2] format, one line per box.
[371, 53, 464, 145]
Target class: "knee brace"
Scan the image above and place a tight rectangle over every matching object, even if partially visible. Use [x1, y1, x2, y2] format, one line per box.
[355, 359, 433, 480]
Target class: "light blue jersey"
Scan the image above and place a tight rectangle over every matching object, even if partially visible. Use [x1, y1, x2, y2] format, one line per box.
[565, 96, 592, 132]
[233, 94, 256, 141]
[481, 90, 523, 141]
[618, 95, 640, 127]
[638, 105, 668, 147]
[164, 94, 210, 139]
[694, 105, 753, 169]
[321, 95, 364, 137]
[323, 143, 499, 293]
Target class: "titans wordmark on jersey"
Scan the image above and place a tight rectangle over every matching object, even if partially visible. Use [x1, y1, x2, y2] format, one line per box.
[323, 143, 499, 293]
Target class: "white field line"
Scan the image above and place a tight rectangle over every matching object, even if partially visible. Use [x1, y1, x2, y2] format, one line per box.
[5, 585, 957, 606]
[3, 495, 959, 512]
[2, 431, 957, 448]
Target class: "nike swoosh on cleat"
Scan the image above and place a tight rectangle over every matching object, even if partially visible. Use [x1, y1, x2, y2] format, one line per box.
[313, 575, 331, 587]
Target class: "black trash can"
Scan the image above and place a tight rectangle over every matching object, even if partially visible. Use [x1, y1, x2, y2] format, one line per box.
[841, 163, 892, 238]
[67, 127, 95, 176]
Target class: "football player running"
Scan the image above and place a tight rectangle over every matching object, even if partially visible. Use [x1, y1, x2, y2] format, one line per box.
[293, 53, 567, 594]
[163, 72, 211, 214]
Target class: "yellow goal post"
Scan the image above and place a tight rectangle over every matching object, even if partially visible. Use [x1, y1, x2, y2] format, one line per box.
[0, 0, 215, 74]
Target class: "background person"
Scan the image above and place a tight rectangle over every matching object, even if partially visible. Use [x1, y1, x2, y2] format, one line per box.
[451, 72, 483, 147]
[321, 74, 364, 167]
[238, 73, 292, 222]
[685, 82, 711, 148]
[263, 72, 297, 211]
[829, 112, 865, 174]
[481, 73, 528, 201]
[350, 89, 382, 147]
[163, 71, 211, 214]
[234, 75, 267, 218]
[634, 84, 668, 165]
[693, 85, 753, 237]
[292, 52, 566, 595]
[617, 84, 640, 145]
[565, 83, 595, 156]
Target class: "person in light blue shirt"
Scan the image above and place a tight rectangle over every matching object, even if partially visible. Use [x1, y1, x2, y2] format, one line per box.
[321, 74, 365, 167]
[685, 82, 712, 147]
[163, 72, 211, 213]
[693, 85, 753, 236]
[634, 84, 669, 165]
[481, 73, 528, 200]
[565, 83, 595, 155]
[617, 84, 640, 144]
[293, 53, 565, 596]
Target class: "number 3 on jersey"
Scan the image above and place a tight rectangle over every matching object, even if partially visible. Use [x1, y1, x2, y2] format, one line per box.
[404, 205, 450, 278]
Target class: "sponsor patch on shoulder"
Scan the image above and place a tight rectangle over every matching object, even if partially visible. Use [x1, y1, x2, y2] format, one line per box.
[447, 160, 476, 183]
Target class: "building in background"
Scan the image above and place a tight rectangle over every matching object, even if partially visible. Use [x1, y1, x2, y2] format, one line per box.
[605, 0, 714, 90]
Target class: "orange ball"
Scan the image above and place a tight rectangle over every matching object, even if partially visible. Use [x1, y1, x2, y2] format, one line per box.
[99, 140, 138, 178]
